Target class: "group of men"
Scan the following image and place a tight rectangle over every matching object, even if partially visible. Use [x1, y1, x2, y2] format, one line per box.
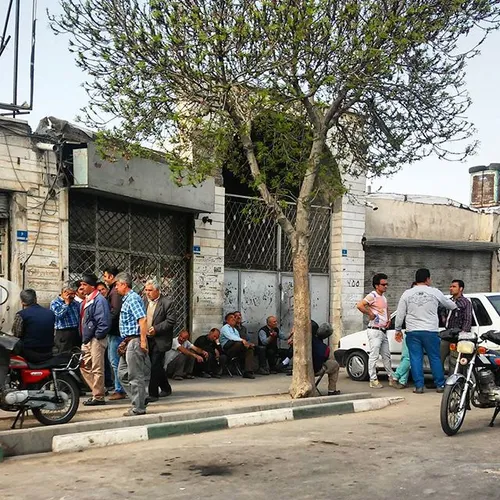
[358, 268, 472, 393]
[1, 268, 176, 416]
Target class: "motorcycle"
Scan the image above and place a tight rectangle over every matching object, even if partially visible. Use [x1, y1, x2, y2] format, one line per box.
[440, 328, 500, 436]
[0, 335, 81, 428]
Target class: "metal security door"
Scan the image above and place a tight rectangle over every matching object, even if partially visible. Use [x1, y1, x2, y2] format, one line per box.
[69, 192, 192, 331]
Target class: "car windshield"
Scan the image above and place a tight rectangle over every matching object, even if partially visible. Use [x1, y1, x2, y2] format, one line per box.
[487, 295, 500, 317]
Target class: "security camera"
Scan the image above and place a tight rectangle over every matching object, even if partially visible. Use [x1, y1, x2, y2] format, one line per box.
[365, 201, 378, 211]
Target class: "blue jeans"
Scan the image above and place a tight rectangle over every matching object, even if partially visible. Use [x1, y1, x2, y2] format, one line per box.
[393, 338, 411, 385]
[406, 330, 444, 389]
[107, 335, 125, 394]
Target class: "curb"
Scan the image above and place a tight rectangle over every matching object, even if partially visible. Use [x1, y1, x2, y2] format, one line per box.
[52, 396, 404, 454]
[0, 392, 372, 458]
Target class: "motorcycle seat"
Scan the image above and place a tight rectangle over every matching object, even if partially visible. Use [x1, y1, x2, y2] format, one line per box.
[27, 353, 72, 369]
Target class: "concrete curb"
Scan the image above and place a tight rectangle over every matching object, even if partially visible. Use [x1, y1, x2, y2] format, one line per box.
[0, 392, 373, 458]
[52, 396, 404, 454]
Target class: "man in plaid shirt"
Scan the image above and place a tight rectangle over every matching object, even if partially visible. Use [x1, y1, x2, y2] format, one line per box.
[50, 282, 81, 353]
[441, 279, 473, 372]
[115, 272, 150, 416]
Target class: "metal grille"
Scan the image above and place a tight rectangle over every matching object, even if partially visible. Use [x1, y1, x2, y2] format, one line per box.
[0, 219, 7, 278]
[69, 192, 191, 331]
[225, 195, 330, 273]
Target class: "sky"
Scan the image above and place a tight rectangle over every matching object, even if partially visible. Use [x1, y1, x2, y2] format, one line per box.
[1, 0, 499, 206]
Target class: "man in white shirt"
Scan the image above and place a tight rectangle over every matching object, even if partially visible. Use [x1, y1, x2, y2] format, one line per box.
[164, 330, 208, 380]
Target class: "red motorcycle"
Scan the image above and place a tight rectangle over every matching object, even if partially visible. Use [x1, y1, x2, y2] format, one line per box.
[0, 335, 81, 428]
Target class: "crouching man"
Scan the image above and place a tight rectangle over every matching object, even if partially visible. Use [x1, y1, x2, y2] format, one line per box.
[115, 272, 151, 416]
[312, 321, 340, 396]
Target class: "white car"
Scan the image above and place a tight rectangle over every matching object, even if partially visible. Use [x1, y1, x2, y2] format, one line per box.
[334, 293, 500, 381]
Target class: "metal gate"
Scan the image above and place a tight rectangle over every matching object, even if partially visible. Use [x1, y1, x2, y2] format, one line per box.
[224, 194, 331, 340]
[68, 191, 192, 330]
[364, 246, 492, 312]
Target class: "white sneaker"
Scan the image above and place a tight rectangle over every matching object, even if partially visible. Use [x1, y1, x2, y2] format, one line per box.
[370, 380, 384, 389]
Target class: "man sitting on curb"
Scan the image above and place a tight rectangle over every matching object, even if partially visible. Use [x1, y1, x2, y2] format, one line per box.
[311, 321, 340, 396]
[164, 330, 208, 380]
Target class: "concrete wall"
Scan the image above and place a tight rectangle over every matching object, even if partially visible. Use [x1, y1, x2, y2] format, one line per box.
[331, 174, 367, 341]
[191, 186, 225, 339]
[0, 119, 67, 306]
[365, 197, 496, 243]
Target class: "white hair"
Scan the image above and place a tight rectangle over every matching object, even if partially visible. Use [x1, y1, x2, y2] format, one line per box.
[145, 278, 161, 290]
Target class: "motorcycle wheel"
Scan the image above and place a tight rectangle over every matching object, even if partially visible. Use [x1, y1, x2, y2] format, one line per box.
[440, 379, 468, 436]
[32, 373, 80, 426]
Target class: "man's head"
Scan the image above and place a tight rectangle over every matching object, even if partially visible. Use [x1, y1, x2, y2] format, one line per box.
[20, 289, 37, 308]
[96, 282, 108, 297]
[415, 268, 431, 285]
[225, 312, 236, 327]
[178, 329, 190, 343]
[80, 273, 98, 295]
[144, 279, 161, 301]
[61, 282, 76, 301]
[267, 315, 278, 329]
[208, 328, 220, 342]
[115, 272, 133, 296]
[233, 311, 242, 325]
[450, 279, 465, 298]
[103, 266, 120, 286]
[373, 273, 389, 294]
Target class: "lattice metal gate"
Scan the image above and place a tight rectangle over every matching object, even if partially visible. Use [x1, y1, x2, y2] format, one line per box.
[68, 191, 192, 331]
[224, 194, 331, 339]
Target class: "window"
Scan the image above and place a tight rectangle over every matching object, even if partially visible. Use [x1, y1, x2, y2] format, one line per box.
[471, 298, 492, 326]
[487, 295, 500, 318]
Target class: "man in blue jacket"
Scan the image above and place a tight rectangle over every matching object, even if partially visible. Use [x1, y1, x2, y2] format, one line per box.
[79, 273, 111, 406]
[311, 321, 340, 396]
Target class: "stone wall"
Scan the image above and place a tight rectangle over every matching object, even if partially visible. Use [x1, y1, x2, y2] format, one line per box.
[0, 118, 67, 306]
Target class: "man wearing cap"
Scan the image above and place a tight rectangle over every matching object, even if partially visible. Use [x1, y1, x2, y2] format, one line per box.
[79, 273, 112, 406]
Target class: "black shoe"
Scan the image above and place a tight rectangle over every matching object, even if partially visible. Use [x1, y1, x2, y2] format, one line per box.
[146, 396, 159, 404]
[436, 386, 445, 393]
[201, 372, 212, 379]
[328, 390, 341, 396]
[83, 398, 106, 406]
[211, 373, 221, 379]
[242, 372, 255, 379]
[159, 390, 172, 398]
[413, 387, 425, 394]
[286, 370, 293, 376]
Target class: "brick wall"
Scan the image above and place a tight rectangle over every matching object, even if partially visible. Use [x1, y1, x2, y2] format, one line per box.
[331, 173, 366, 342]
[191, 185, 225, 339]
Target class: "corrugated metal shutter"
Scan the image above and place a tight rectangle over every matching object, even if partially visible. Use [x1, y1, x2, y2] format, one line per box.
[0, 192, 9, 219]
[364, 246, 492, 312]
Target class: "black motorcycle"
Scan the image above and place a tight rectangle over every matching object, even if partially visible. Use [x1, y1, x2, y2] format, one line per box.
[440, 328, 500, 436]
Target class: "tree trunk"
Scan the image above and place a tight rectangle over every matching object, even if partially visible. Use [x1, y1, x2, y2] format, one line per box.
[289, 208, 314, 398]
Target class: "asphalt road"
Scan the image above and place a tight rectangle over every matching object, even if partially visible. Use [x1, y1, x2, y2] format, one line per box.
[2, 388, 500, 500]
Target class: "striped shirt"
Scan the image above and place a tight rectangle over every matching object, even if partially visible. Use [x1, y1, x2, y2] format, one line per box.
[119, 290, 146, 338]
[50, 296, 81, 330]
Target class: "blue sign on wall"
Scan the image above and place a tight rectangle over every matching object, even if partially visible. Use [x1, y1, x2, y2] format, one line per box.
[193, 245, 201, 255]
[16, 230, 28, 242]
[342, 248, 348, 257]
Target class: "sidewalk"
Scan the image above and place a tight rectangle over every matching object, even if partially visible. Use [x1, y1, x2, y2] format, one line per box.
[0, 371, 408, 458]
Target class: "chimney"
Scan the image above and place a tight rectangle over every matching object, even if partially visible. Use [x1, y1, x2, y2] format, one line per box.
[469, 163, 500, 208]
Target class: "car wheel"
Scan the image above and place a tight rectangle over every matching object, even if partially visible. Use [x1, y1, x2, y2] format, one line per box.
[346, 351, 369, 381]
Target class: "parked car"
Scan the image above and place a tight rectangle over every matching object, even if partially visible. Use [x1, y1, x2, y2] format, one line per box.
[334, 293, 500, 381]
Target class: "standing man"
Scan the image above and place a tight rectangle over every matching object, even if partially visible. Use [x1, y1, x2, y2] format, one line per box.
[79, 274, 111, 406]
[395, 268, 457, 394]
[74, 282, 86, 303]
[143, 279, 176, 401]
[357, 273, 396, 388]
[220, 312, 255, 379]
[50, 282, 81, 353]
[440, 279, 473, 372]
[115, 272, 151, 416]
[257, 316, 286, 374]
[103, 266, 126, 401]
